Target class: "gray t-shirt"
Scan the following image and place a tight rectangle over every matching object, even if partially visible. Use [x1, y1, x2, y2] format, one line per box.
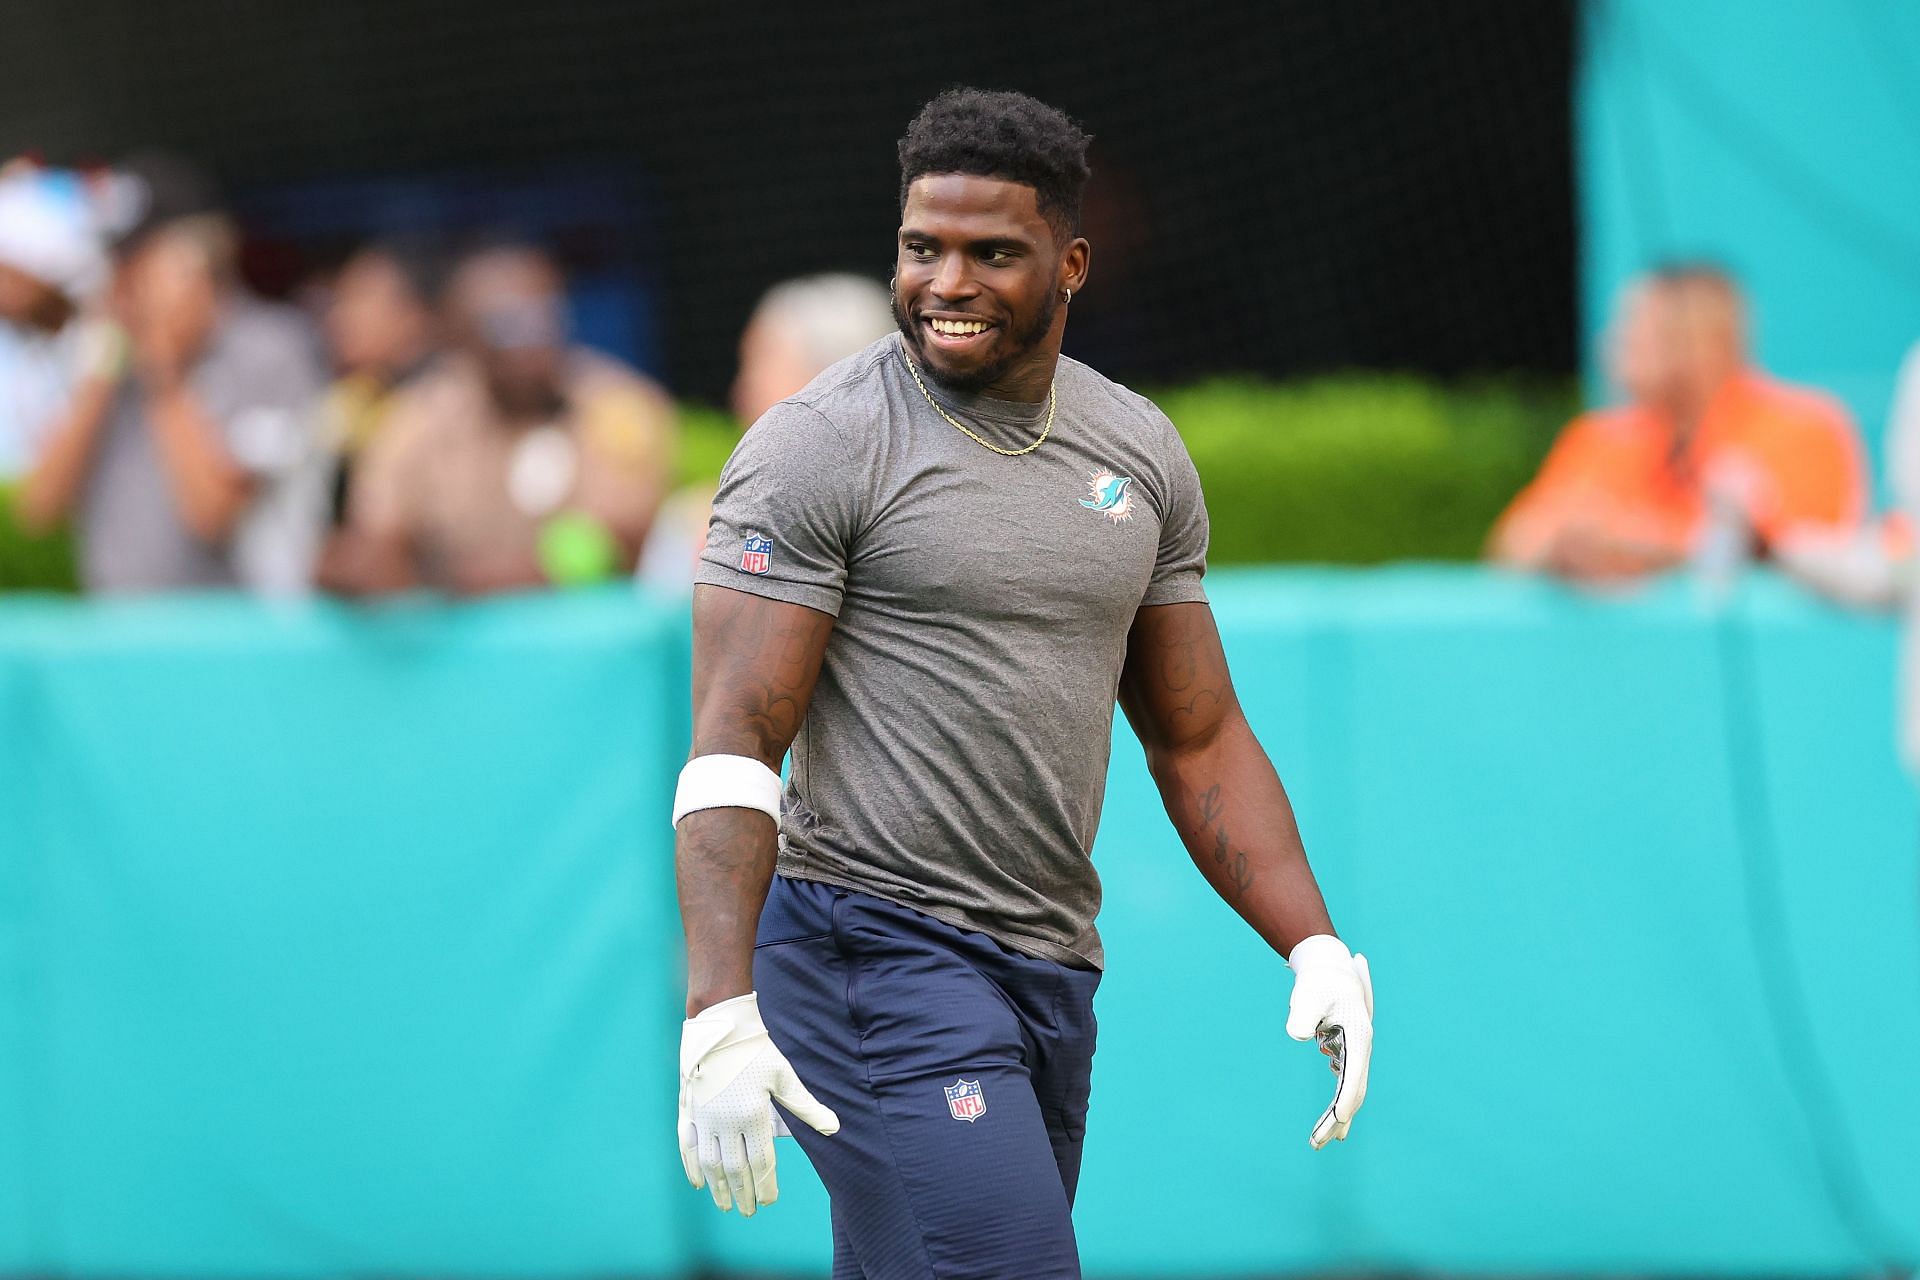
[80, 299, 323, 594]
[697, 335, 1209, 968]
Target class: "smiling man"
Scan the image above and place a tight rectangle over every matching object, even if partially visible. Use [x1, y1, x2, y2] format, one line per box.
[673, 88, 1373, 1274]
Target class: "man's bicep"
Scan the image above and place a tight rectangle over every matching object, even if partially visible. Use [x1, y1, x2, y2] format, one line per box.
[691, 584, 836, 766]
[1117, 601, 1239, 758]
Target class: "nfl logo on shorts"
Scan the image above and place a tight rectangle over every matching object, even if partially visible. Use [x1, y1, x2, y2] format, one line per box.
[944, 1078, 986, 1123]
[739, 533, 773, 576]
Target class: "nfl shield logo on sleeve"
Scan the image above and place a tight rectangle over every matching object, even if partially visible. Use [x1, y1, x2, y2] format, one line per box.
[739, 533, 773, 575]
[944, 1078, 986, 1122]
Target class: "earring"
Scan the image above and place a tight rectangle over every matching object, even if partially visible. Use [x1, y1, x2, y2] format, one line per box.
[1061, 287, 1072, 304]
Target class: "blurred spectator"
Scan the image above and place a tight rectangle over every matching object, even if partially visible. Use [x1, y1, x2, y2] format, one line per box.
[1491, 264, 1866, 585]
[1776, 338, 1920, 763]
[15, 158, 326, 594]
[320, 241, 442, 524]
[0, 163, 106, 482]
[637, 272, 892, 591]
[322, 242, 675, 597]
[728, 273, 897, 427]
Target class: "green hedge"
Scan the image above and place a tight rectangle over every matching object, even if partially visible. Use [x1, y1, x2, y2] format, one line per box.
[675, 375, 1574, 566]
[1159, 375, 1572, 564]
[0, 484, 78, 593]
[0, 376, 1573, 590]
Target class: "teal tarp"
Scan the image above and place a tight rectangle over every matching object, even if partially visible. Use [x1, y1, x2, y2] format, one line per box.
[2, 570, 1917, 1276]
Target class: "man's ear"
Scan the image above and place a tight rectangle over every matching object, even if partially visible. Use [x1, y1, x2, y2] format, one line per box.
[1061, 236, 1091, 296]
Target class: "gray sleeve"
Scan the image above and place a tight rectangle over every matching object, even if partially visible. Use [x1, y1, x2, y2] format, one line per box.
[694, 401, 863, 616]
[1140, 419, 1210, 607]
[203, 316, 325, 479]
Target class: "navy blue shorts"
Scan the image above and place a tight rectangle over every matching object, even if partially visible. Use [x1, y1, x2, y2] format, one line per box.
[754, 874, 1101, 1279]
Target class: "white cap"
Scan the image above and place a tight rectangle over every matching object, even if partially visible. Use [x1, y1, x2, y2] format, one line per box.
[0, 170, 107, 302]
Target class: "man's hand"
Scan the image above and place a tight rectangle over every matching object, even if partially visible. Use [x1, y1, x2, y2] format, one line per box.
[1775, 520, 1909, 608]
[1543, 519, 1683, 584]
[678, 992, 839, 1217]
[1285, 935, 1374, 1149]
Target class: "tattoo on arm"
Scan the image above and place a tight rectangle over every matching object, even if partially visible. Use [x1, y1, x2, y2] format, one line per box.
[1121, 603, 1234, 758]
[1153, 617, 1225, 732]
[679, 587, 836, 1013]
[1191, 783, 1257, 897]
[693, 587, 834, 761]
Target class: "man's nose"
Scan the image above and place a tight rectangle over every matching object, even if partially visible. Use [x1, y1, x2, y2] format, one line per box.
[931, 253, 976, 300]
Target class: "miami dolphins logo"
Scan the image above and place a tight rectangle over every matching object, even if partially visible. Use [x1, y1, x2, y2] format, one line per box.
[1080, 469, 1136, 523]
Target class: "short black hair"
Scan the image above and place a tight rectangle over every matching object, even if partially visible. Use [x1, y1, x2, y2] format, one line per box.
[897, 87, 1092, 240]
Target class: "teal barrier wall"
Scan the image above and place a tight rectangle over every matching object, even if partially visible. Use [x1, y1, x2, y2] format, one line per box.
[1578, 0, 1920, 462]
[0, 596, 693, 1277]
[3, 570, 1917, 1276]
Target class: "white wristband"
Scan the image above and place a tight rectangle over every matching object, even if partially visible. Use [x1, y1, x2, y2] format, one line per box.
[672, 754, 783, 829]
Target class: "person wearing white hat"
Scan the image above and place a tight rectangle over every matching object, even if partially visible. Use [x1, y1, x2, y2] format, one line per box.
[13, 159, 327, 596]
[0, 165, 106, 482]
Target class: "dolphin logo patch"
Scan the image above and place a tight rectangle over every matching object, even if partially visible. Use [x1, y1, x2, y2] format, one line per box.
[1080, 470, 1136, 523]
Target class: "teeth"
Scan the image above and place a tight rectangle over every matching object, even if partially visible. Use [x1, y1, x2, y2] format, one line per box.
[929, 318, 988, 336]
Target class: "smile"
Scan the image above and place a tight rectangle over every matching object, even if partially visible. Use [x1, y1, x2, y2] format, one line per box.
[922, 316, 994, 347]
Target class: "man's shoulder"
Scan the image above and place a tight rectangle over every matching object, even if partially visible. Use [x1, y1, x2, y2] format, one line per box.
[1745, 372, 1856, 435]
[1055, 356, 1191, 470]
[1056, 354, 1163, 421]
[373, 357, 486, 457]
[785, 336, 899, 416]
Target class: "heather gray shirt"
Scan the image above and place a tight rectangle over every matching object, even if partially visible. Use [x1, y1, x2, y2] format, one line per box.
[697, 335, 1209, 968]
[80, 300, 323, 594]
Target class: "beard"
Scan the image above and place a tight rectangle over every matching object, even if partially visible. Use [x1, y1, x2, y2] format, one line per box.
[893, 287, 1059, 394]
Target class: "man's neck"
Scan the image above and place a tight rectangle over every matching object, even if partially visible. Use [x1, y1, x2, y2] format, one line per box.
[977, 343, 1063, 404]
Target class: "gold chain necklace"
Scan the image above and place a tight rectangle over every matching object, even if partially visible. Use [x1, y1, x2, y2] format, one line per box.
[902, 347, 1055, 457]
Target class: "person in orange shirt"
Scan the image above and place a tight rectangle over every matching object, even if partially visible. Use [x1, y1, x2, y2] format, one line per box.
[1491, 264, 1866, 583]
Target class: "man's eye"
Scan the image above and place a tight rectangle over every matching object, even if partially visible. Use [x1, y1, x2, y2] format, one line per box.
[982, 249, 1014, 264]
[906, 244, 935, 260]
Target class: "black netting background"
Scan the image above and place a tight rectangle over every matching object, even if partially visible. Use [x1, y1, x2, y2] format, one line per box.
[0, 0, 1576, 401]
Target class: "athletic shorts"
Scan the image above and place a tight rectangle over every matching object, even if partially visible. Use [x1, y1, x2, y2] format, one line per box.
[754, 874, 1101, 1279]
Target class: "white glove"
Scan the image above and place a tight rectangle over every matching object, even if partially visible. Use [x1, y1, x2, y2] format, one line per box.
[1286, 935, 1374, 1150]
[678, 992, 839, 1216]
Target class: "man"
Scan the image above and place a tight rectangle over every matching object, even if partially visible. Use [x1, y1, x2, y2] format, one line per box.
[638, 272, 895, 591]
[322, 242, 675, 596]
[318, 240, 442, 525]
[672, 89, 1373, 1274]
[1491, 264, 1865, 584]
[16, 169, 326, 595]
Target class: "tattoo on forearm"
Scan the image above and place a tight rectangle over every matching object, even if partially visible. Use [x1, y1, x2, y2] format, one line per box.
[1191, 784, 1257, 897]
